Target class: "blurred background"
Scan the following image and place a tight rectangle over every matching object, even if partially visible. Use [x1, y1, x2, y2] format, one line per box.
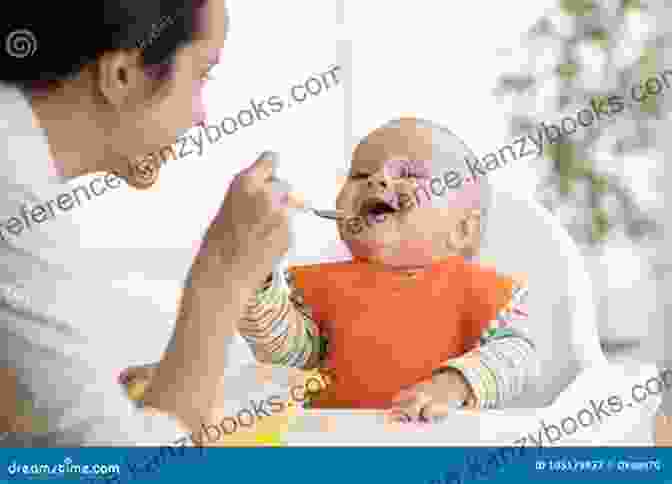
[340, 0, 668, 395]
[490, 0, 671, 415]
[67, 0, 668, 413]
[338, 0, 670, 414]
[489, 0, 669, 372]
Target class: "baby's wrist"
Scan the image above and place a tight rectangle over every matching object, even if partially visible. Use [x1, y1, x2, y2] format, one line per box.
[432, 366, 473, 405]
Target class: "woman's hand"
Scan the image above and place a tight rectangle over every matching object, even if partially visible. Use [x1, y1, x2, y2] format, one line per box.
[143, 151, 294, 435]
[119, 364, 157, 402]
[388, 369, 475, 423]
[195, 151, 292, 287]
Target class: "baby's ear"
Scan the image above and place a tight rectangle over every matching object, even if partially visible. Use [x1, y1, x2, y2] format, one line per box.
[465, 209, 482, 227]
[446, 209, 481, 254]
[460, 209, 483, 242]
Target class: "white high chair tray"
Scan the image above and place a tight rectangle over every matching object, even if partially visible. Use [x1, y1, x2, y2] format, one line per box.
[283, 409, 542, 446]
[280, 361, 660, 446]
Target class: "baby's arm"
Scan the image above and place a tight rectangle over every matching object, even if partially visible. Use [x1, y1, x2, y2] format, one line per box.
[120, 269, 324, 404]
[436, 281, 537, 409]
[237, 268, 325, 370]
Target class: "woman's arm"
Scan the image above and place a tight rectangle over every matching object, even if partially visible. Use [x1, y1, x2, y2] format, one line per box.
[0, 309, 191, 447]
[143, 152, 295, 434]
[141, 254, 266, 434]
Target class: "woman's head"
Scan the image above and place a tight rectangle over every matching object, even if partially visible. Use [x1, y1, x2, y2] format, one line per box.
[336, 117, 490, 268]
[1, 0, 229, 187]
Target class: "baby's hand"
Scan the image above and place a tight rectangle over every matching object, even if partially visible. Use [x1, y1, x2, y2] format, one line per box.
[388, 369, 475, 423]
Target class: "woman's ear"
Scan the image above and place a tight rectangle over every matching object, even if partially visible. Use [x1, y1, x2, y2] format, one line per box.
[96, 49, 153, 110]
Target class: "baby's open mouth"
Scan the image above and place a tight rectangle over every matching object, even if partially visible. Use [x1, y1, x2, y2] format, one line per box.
[358, 196, 400, 224]
[361, 200, 396, 217]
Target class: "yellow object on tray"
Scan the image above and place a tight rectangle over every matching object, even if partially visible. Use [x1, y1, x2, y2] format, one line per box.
[122, 367, 329, 447]
[126, 380, 150, 403]
[205, 402, 300, 447]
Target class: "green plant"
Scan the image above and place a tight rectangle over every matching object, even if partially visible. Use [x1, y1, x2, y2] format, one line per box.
[495, 0, 665, 244]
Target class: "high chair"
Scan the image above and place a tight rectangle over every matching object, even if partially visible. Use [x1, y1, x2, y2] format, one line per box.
[261, 178, 662, 446]
[122, 179, 662, 446]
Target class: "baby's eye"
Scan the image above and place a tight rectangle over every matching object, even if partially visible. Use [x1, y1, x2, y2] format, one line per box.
[396, 166, 420, 179]
[402, 167, 431, 180]
[349, 172, 369, 180]
[386, 162, 419, 179]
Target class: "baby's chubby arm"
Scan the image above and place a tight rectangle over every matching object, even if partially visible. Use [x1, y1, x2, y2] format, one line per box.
[391, 281, 536, 420]
[389, 280, 537, 422]
[120, 268, 325, 403]
[237, 268, 325, 370]
[437, 281, 537, 409]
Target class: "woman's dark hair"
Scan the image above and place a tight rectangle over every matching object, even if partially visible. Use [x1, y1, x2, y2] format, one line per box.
[0, 0, 213, 90]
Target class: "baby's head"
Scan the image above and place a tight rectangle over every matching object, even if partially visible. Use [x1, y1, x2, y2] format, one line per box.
[336, 117, 489, 268]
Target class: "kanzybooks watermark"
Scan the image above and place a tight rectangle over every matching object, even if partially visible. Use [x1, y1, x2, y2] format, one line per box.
[428, 367, 671, 484]
[137, 15, 175, 50]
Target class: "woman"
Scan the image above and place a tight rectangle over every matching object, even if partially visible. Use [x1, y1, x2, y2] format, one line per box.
[0, 0, 292, 445]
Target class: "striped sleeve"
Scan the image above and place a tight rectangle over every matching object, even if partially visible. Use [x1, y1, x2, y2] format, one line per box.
[237, 268, 324, 369]
[438, 283, 538, 409]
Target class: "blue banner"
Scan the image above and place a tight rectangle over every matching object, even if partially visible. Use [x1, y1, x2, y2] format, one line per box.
[1, 447, 670, 483]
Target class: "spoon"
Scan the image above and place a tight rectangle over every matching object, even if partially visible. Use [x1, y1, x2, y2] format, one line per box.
[270, 176, 351, 221]
[301, 206, 350, 221]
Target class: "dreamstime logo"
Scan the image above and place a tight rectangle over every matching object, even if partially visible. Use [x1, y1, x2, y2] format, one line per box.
[5, 29, 38, 58]
[7, 456, 121, 478]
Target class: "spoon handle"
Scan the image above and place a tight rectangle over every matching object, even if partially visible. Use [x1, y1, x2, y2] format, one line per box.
[310, 209, 349, 221]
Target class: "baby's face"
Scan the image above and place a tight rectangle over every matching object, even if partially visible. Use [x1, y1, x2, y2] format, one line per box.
[336, 120, 480, 268]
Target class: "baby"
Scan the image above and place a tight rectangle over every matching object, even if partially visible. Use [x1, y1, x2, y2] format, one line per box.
[121, 117, 538, 424]
[236, 117, 537, 421]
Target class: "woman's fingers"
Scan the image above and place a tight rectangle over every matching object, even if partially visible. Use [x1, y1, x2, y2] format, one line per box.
[236, 152, 289, 217]
[243, 151, 277, 184]
[286, 189, 307, 210]
[119, 364, 157, 385]
[126, 380, 150, 402]
[119, 365, 159, 403]
[198, 150, 292, 287]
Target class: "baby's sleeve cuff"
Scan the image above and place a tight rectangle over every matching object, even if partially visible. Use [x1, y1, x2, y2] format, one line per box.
[438, 354, 498, 409]
[253, 268, 290, 306]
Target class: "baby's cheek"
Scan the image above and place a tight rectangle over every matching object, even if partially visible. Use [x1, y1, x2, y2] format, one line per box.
[335, 185, 357, 211]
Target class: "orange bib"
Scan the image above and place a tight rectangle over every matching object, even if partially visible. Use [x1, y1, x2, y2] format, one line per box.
[288, 257, 514, 409]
